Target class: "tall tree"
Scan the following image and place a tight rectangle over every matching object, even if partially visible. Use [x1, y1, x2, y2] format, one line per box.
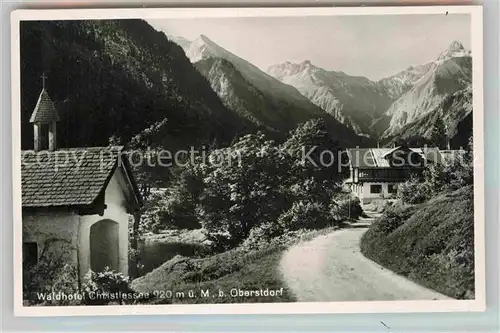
[429, 117, 447, 149]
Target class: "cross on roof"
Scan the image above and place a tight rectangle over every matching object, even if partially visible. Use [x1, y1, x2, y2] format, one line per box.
[41, 73, 47, 89]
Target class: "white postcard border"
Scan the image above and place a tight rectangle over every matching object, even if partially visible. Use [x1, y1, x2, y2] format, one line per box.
[11, 5, 485, 317]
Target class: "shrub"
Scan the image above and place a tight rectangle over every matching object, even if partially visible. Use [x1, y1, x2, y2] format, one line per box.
[24, 261, 80, 306]
[158, 192, 200, 230]
[82, 267, 135, 305]
[128, 246, 145, 278]
[277, 200, 330, 231]
[23, 241, 81, 306]
[397, 175, 432, 204]
[441, 151, 473, 191]
[289, 177, 342, 205]
[424, 162, 448, 194]
[138, 191, 167, 233]
[329, 194, 363, 221]
[241, 221, 286, 250]
[373, 204, 416, 235]
[365, 199, 394, 213]
[424, 249, 475, 299]
[251, 221, 285, 241]
[422, 137, 473, 196]
[201, 229, 239, 252]
[140, 184, 202, 233]
[157, 166, 205, 230]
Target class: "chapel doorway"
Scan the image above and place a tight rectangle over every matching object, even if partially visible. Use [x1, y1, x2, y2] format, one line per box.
[90, 219, 119, 272]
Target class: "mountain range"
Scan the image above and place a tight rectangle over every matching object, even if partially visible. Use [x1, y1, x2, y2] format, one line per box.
[20, 19, 372, 160]
[266, 60, 394, 137]
[182, 34, 371, 146]
[379, 53, 472, 139]
[20, 19, 473, 158]
[186, 35, 326, 132]
[173, 34, 473, 147]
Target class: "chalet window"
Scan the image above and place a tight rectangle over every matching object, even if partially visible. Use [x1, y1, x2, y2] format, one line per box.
[388, 184, 398, 193]
[370, 184, 382, 194]
[23, 242, 38, 267]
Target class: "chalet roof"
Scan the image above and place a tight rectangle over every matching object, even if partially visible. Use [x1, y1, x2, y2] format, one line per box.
[380, 146, 402, 158]
[416, 147, 444, 164]
[29, 89, 60, 124]
[21, 146, 141, 208]
[346, 147, 443, 168]
[346, 148, 377, 168]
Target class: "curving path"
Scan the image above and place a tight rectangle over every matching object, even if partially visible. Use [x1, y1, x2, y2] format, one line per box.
[280, 212, 453, 302]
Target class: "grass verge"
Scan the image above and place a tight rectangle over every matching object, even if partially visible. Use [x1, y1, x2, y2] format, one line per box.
[131, 227, 338, 304]
[360, 186, 474, 299]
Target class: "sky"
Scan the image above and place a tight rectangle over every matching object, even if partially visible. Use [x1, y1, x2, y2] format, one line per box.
[147, 14, 471, 81]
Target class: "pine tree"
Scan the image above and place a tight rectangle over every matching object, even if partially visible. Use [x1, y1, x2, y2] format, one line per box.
[429, 117, 447, 149]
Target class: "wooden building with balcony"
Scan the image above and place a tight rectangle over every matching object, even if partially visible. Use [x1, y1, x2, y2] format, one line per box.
[345, 146, 443, 204]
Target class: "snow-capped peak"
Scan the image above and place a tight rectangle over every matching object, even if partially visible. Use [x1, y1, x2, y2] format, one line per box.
[266, 60, 318, 80]
[449, 40, 465, 52]
[437, 40, 469, 61]
[167, 35, 191, 51]
[190, 34, 214, 49]
[185, 34, 222, 63]
[197, 34, 213, 44]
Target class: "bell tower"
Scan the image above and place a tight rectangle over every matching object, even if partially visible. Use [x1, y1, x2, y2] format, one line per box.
[29, 74, 59, 152]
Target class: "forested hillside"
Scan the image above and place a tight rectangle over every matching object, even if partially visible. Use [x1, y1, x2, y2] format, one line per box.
[20, 20, 254, 151]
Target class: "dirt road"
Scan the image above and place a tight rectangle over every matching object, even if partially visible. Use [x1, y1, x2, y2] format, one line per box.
[280, 213, 453, 301]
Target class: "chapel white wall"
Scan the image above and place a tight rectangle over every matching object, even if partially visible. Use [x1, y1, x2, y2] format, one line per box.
[78, 170, 130, 281]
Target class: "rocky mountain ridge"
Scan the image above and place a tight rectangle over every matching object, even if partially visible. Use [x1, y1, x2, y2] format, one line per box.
[182, 34, 372, 146]
[169, 35, 473, 147]
[379, 42, 472, 140]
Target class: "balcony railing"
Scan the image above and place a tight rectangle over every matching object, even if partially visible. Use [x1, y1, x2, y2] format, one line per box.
[354, 168, 424, 182]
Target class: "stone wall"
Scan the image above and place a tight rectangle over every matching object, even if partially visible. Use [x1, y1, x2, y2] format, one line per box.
[22, 211, 81, 298]
[22, 211, 80, 267]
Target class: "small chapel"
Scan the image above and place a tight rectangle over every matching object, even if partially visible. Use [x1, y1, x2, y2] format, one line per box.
[21, 78, 142, 285]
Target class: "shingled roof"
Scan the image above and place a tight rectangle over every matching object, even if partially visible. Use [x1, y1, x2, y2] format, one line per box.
[29, 89, 60, 124]
[346, 147, 443, 168]
[21, 146, 140, 208]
